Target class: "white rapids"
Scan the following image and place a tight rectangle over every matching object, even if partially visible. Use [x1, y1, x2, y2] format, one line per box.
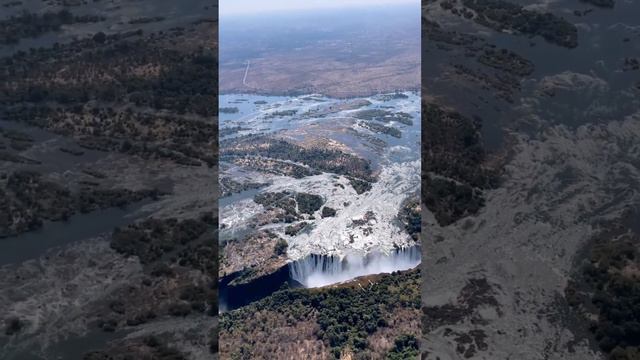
[289, 246, 421, 288]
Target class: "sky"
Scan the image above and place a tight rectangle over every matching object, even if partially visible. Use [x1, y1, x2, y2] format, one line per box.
[220, 0, 418, 16]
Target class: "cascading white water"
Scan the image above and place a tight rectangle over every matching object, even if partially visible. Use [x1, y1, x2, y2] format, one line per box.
[289, 246, 421, 288]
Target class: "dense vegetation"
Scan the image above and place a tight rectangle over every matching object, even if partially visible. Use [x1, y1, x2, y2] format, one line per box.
[347, 176, 373, 195]
[228, 156, 320, 179]
[386, 334, 420, 360]
[321, 206, 337, 218]
[4, 106, 216, 166]
[285, 222, 308, 236]
[1, 33, 216, 116]
[220, 107, 239, 114]
[460, 0, 578, 48]
[220, 126, 248, 138]
[422, 102, 499, 225]
[221, 135, 374, 182]
[0, 10, 104, 44]
[273, 238, 288, 255]
[477, 48, 534, 76]
[566, 212, 640, 359]
[424, 176, 485, 227]
[254, 191, 300, 222]
[360, 121, 402, 138]
[295, 192, 324, 214]
[111, 216, 212, 264]
[264, 109, 297, 119]
[88, 215, 218, 347]
[0, 26, 217, 168]
[424, 17, 534, 103]
[0, 4, 218, 359]
[220, 177, 265, 197]
[398, 195, 421, 241]
[221, 269, 421, 359]
[0, 170, 159, 237]
[379, 93, 409, 101]
[354, 109, 414, 126]
[423, 104, 496, 189]
[253, 191, 324, 225]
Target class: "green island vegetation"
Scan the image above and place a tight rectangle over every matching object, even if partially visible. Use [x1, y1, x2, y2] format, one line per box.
[219, 177, 265, 197]
[398, 195, 421, 241]
[253, 191, 324, 223]
[220, 126, 248, 138]
[273, 238, 288, 255]
[0, 25, 217, 167]
[477, 48, 535, 76]
[254, 191, 301, 222]
[456, 0, 579, 48]
[1, 29, 217, 118]
[452, 62, 521, 103]
[295, 192, 324, 214]
[82, 215, 217, 358]
[285, 222, 308, 236]
[4, 106, 216, 167]
[111, 217, 211, 264]
[346, 176, 373, 195]
[3, 41, 216, 115]
[94, 214, 217, 328]
[219, 107, 240, 114]
[264, 109, 297, 119]
[424, 176, 484, 227]
[422, 102, 499, 226]
[422, 103, 490, 182]
[321, 206, 337, 218]
[360, 121, 402, 138]
[0, 170, 159, 237]
[0, 7, 218, 359]
[229, 156, 320, 179]
[221, 135, 375, 181]
[423, 17, 482, 47]
[220, 269, 421, 359]
[354, 109, 413, 126]
[0, 9, 105, 44]
[424, 17, 534, 103]
[566, 212, 640, 360]
[379, 93, 409, 101]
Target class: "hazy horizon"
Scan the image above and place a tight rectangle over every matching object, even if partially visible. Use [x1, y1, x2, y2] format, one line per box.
[220, 0, 418, 17]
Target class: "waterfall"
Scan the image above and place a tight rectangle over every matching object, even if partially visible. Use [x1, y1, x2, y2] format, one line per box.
[289, 246, 421, 288]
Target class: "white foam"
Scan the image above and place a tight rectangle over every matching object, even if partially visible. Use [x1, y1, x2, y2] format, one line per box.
[289, 246, 421, 288]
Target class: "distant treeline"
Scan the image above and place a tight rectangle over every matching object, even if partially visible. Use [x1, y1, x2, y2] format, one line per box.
[0, 10, 105, 44]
